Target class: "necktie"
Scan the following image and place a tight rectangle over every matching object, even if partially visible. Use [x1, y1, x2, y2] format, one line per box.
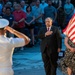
[47, 27, 49, 31]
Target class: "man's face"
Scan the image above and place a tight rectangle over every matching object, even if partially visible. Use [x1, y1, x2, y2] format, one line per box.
[15, 4, 21, 10]
[48, 0, 52, 6]
[66, 0, 70, 3]
[6, 9, 11, 15]
[36, 0, 40, 6]
[45, 18, 53, 27]
[21, 1, 25, 7]
[41, 0, 45, 3]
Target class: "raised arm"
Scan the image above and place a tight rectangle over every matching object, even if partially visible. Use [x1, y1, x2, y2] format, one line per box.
[5, 26, 30, 45]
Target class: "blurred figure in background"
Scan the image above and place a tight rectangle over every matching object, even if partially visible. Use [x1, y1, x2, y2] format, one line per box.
[32, 0, 43, 33]
[44, 0, 57, 26]
[52, 0, 59, 9]
[57, 7, 66, 30]
[71, 0, 75, 7]
[25, 5, 35, 46]
[0, 2, 3, 15]
[40, 0, 48, 22]
[40, 0, 48, 13]
[3, 7, 14, 37]
[20, 0, 27, 12]
[5, 1, 13, 12]
[0, 6, 6, 17]
[13, 4, 26, 50]
[13, 2, 18, 11]
[57, 0, 62, 10]
[64, 0, 74, 27]
[30, 0, 35, 8]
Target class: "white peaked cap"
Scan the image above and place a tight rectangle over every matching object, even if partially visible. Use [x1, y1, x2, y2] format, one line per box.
[0, 19, 9, 28]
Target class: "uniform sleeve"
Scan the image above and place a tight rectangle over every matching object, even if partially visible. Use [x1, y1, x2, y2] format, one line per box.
[10, 38, 25, 47]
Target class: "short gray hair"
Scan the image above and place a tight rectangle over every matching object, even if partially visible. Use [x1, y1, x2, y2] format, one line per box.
[45, 17, 53, 22]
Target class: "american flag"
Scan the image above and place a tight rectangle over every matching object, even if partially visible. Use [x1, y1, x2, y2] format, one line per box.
[63, 14, 75, 44]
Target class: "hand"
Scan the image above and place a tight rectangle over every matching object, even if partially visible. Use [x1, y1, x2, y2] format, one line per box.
[27, 23, 30, 26]
[45, 31, 53, 36]
[70, 48, 75, 53]
[26, 22, 30, 26]
[14, 21, 18, 25]
[5, 26, 14, 34]
[11, 25, 14, 28]
[58, 48, 61, 52]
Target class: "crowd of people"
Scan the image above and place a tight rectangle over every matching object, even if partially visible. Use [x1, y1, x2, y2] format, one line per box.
[0, 0, 74, 48]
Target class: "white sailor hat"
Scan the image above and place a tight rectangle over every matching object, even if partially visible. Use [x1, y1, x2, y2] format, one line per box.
[0, 19, 9, 28]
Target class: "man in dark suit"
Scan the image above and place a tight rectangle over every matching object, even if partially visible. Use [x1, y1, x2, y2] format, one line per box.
[38, 17, 62, 75]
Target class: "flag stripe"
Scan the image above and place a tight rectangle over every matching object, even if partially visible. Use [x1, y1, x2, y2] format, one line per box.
[69, 31, 75, 39]
[67, 14, 75, 28]
[65, 18, 75, 34]
[63, 18, 75, 34]
[70, 37, 75, 43]
[70, 34, 75, 39]
[63, 13, 75, 44]
[68, 23, 75, 36]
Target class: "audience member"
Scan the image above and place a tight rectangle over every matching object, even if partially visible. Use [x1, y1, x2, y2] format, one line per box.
[13, 4, 26, 50]
[32, 0, 43, 33]
[64, 0, 74, 26]
[20, 0, 27, 12]
[3, 7, 14, 37]
[44, 0, 57, 26]
[25, 5, 35, 46]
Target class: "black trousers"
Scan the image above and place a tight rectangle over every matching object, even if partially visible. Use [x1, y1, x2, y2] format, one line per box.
[42, 48, 58, 75]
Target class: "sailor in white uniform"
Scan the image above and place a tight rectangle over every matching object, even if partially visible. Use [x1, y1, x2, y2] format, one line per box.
[0, 19, 30, 75]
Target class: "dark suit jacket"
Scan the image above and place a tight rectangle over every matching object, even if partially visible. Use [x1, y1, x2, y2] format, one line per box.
[38, 26, 62, 54]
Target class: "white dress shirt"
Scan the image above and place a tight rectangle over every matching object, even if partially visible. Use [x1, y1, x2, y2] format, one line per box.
[47, 26, 51, 31]
[0, 35, 25, 75]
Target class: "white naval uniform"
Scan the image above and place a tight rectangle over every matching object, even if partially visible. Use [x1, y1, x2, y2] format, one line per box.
[0, 35, 25, 75]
